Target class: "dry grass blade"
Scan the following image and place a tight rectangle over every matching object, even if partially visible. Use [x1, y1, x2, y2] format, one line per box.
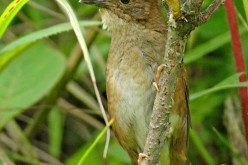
[55, 0, 110, 158]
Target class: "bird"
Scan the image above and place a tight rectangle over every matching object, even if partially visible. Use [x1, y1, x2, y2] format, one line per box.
[79, 0, 190, 164]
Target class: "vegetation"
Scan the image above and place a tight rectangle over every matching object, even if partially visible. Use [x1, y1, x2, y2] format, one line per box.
[0, 0, 247, 164]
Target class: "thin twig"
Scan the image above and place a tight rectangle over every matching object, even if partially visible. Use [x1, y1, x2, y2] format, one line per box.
[58, 98, 105, 129]
[200, 0, 225, 24]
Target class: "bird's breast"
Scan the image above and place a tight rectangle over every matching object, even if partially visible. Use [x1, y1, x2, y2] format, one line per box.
[106, 42, 158, 150]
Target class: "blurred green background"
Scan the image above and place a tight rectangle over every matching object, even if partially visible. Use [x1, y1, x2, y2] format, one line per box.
[0, 0, 248, 164]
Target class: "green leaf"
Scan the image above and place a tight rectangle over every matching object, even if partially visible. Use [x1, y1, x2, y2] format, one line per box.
[0, 44, 28, 72]
[190, 73, 248, 101]
[0, 0, 29, 38]
[184, 27, 247, 64]
[0, 42, 66, 129]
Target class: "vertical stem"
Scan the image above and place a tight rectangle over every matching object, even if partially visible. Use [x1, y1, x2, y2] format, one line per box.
[140, 15, 187, 164]
[225, 0, 248, 145]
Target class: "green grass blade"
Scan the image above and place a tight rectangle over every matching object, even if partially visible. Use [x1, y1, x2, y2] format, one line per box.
[48, 108, 63, 158]
[6, 120, 38, 161]
[242, 0, 248, 21]
[0, 21, 101, 54]
[190, 73, 248, 101]
[189, 129, 215, 165]
[77, 119, 114, 165]
[212, 127, 246, 165]
[0, 147, 15, 165]
[0, 0, 29, 38]
[0, 21, 101, 70]
[184, 27, 246, 64]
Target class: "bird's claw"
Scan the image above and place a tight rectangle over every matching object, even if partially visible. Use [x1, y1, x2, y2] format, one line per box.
[138, 153, 148, 165]
[153, 82, 159, 92]
[156, 64, 165, 84]
[153, 64, 166, 92]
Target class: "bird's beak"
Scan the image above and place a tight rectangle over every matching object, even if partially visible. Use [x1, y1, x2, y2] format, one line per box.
[79, 0, 112, 8]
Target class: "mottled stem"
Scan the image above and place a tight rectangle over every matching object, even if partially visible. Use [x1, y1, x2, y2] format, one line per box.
[140, 0, 225, 164]
[141, 23, 187, 164]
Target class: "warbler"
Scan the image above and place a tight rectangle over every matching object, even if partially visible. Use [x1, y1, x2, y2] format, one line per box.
[80, 0, 190, 164]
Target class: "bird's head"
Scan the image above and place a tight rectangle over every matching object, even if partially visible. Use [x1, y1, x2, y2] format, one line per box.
[79, 0, 166, 33]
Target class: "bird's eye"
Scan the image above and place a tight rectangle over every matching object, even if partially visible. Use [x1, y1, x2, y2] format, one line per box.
[120, 0, 130, 4]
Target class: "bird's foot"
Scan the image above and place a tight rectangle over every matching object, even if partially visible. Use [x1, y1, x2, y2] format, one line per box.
[153, 82, 159, 92]
[153, 64, 166, 92]
[156, 64, 165, 83]
[138, 153, 148, 165]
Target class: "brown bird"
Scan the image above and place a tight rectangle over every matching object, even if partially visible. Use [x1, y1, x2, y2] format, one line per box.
[80, 0, 190, 164]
